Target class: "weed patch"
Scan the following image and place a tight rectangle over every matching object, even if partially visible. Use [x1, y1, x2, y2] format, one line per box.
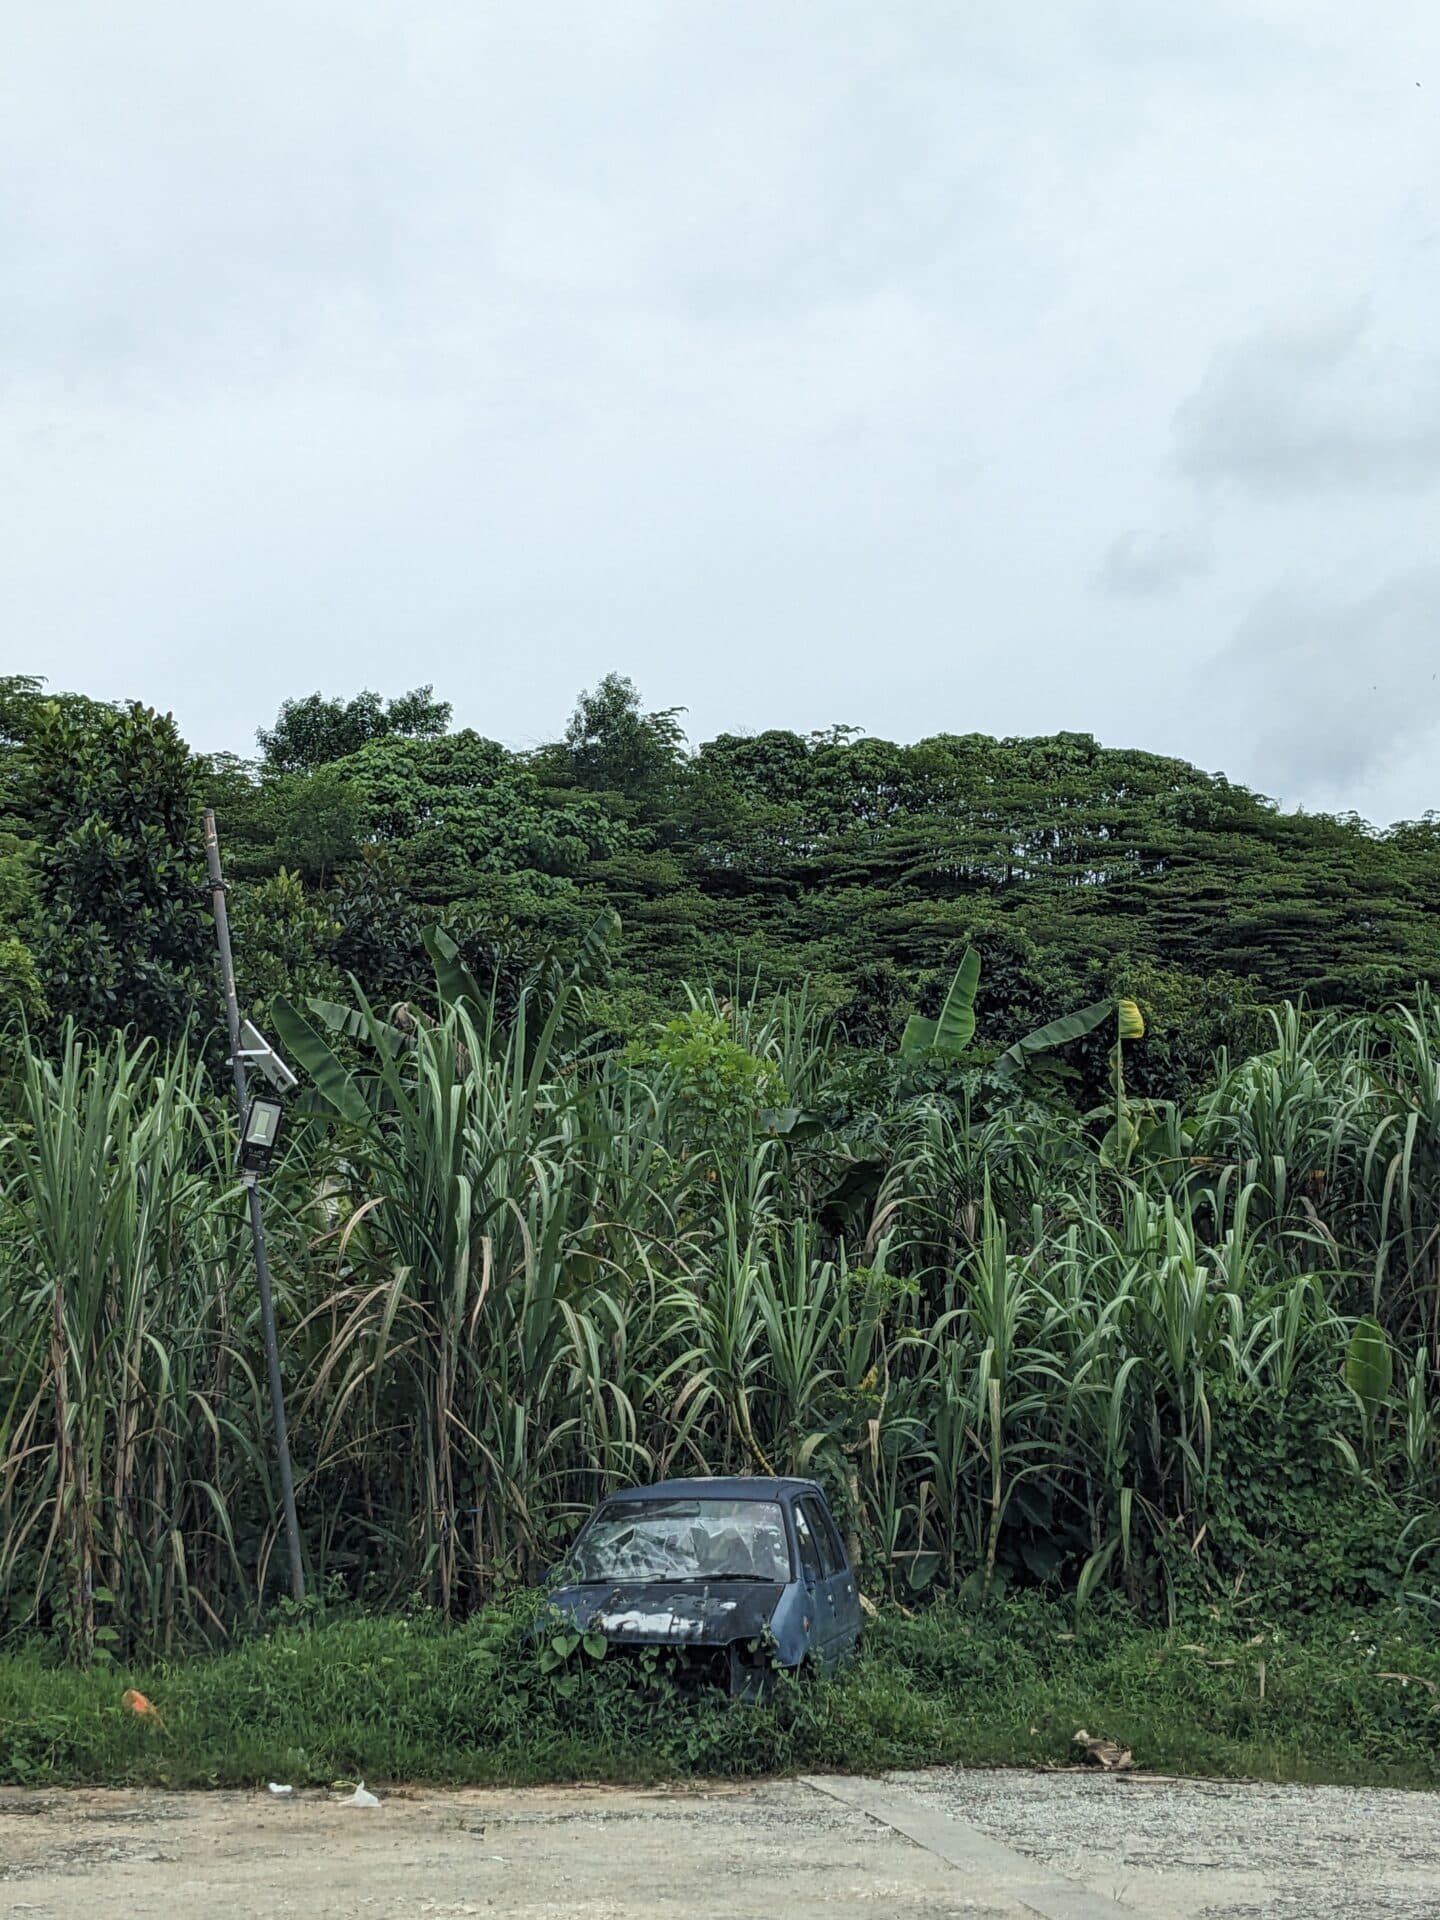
[3, 1598, 1436, 1792]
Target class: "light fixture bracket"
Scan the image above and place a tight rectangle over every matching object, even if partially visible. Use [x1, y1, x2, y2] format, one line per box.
[236, 1020, 298, 1094]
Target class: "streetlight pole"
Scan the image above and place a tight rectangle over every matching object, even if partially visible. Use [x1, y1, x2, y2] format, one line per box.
[203, 809, 306, 1603]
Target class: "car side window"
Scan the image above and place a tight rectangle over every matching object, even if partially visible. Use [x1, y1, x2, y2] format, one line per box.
[820, 1502, 849, 1575]
[801, 1497, 841, 1577]
[792, 1503, 824, 1584]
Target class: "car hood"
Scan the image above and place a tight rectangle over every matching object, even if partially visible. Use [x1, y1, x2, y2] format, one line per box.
[546, 1580, 785, 1646]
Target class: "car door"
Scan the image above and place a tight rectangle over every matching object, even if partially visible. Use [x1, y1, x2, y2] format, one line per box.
[797, 1494, 855, 1666]
[789, 1497, 835, 1664]
[809, 1495, 862, 1657]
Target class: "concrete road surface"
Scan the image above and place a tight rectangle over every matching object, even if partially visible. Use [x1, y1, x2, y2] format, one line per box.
[1, 1770, 1436, 1917]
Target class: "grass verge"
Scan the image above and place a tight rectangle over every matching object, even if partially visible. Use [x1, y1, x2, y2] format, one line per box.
[2, 1597, 1437, 1792]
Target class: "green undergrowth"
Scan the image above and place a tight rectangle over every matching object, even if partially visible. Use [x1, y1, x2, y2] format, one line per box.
[4, 1596, 1438, 1793]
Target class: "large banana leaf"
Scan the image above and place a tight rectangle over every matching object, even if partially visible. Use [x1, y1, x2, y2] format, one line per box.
[423, 926, 489, 1013]
[306, 998, 410, 1058]
[995, 1000, 1113, 1077]
[272, 995, 371, 1124]
[934, 946, 981, 1055]
[899, 946, 980, 1061]
[899, 1013, 938, 1059]
[1117, 998, 1145, 1041]
[572, 906, 621, 983]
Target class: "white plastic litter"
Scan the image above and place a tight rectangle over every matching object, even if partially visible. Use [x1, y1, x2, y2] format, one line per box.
[266, 1783, 294, 1797]
[346, 1781, 381, 1808]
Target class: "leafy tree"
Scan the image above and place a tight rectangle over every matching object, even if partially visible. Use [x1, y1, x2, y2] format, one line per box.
[228, 869, 344, 1029]
[333, 731, 627, 912]
[0, 936, 45, 1030]
[196, 754, 361, 891]
[18, 700, 210, 1040]
[259, 767, 363, 887]
[0, 683, 42, 1025]
[329, 850, 431, 1006]
[257, 685, 451, 775]
[651, 726, 1440, 1050]
[550, 673, 687, 802]
[626, 1006, 783, 1158]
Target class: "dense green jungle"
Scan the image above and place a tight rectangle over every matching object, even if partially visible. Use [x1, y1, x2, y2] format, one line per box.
[1, 671, 1437, 1789]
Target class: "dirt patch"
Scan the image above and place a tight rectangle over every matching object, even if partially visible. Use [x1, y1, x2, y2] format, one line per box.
[0, 1780, 1000, 1918]
[0, 1773, 1435, 1917]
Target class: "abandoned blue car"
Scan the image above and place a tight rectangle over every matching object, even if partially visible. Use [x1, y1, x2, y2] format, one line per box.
[544, 1476, 862, 1692]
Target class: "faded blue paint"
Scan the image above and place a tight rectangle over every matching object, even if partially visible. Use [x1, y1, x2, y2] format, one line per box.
[542, 1475, 862, 1683]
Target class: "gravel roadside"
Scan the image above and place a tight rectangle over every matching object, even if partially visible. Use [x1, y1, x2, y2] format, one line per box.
[1, 1770, 1436, 1917]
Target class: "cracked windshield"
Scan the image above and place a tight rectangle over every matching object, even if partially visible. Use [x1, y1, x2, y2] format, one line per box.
[566, 1499, 791, 1582]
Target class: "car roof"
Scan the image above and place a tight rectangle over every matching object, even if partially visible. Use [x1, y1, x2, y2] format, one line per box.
[597, 1476, 822, 1503]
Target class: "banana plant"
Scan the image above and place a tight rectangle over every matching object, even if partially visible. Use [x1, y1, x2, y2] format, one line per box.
[1099, 999, 1148, 1168]
[993, 1001, 1116, 1079]
[899, 947, 1120, 1081]
[899, 947, 981, 1061]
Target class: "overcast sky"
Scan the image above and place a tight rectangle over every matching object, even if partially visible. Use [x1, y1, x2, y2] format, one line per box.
[5, 3, 1439, 824]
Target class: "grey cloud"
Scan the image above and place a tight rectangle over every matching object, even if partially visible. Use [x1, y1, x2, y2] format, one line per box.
[4, 3, 1440, 826]
[1096, 527, 1214, 596]
[1214, 568, 1440, 801]
[1176, 313, 1440, 495]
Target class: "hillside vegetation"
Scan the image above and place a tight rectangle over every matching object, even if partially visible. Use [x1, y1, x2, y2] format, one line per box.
[0, 673, 1436, 1690]
[6, 672, 1440, 1081]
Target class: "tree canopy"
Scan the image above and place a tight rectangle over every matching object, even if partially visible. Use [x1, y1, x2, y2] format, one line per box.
[4, 673, 1439, 1099]
[256, 684, 452, 775]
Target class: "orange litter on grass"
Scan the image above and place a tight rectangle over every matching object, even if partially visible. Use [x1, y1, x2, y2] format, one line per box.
[121, 1688, 164, 1727]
